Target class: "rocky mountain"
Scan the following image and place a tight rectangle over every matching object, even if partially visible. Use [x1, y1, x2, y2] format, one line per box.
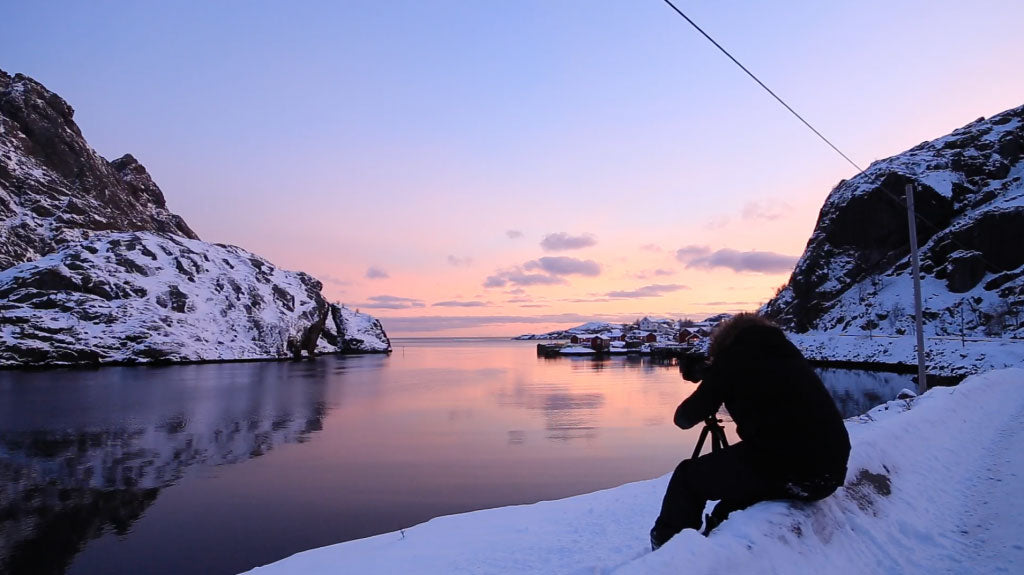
[318, 303, 392, 354]
[0, 69, 390, 365]
[763, 104, 1024, 339]
[0, 70, 197, 270]
[0, 232, 332, 365]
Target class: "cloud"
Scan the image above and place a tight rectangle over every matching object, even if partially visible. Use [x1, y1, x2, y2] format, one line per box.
[675, 245, 712, 263]
[447, 255, 474, 267]
[506, 229, 524, 239]
[365, 266, 390, 279]
[372, 313, 616, 333]
[484, 269, 566, 288]
[523, 256, 601, 277]
[606, 284, 689, 298]
[318, 274, 351, 287]
[360, 295, 425, 309]
[686, 249, 798, 274]
[633, 268, 675, 280]
[506, 298, 533, 303]
[483, 256, 599, 289]
[742, 200, 791, 221]
[506, 288, 527, 295]
[540, 232, 597, 252]
[433, 300, 488, 307]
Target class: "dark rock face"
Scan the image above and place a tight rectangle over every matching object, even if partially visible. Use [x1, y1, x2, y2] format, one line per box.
[0, 69, 198, 271]
[764, 104, 1024, 338]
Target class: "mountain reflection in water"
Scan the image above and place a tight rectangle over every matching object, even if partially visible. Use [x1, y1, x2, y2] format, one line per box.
[0, 361, 329, 575]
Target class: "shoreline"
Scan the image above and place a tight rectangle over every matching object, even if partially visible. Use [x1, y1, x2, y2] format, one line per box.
[0, 349, 392, 372]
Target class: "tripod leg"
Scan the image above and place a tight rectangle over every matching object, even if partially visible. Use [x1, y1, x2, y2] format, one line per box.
[692, 426, 710, 459]
[711, 424, 728, 451]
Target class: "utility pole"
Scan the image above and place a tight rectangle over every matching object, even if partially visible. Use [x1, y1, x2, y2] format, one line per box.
[906, 183, 928, 394]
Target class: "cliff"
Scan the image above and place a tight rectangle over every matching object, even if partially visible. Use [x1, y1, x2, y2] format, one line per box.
[763, 104, 1024, 340]
[0, 69, 390, 366]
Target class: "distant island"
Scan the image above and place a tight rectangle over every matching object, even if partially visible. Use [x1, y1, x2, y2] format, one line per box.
[514, 315, 731, 342]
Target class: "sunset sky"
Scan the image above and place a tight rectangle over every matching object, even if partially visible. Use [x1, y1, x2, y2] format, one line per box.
[5, 1, 1024, 336]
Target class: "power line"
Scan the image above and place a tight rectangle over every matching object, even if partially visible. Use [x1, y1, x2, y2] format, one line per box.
[659, 0, 1007, 287]
[660, 0, 863, 173]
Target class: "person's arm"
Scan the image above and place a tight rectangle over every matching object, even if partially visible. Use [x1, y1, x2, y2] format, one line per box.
[673, 369, 724, 429]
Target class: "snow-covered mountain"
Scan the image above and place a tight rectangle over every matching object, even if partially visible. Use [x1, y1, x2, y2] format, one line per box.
[764, 104, 1024, 339]
[0, 69, 390, 365]
[516, 317, 717, 340]
[515, 321, 622, 340]
[0, 70, 198, 270]
[0, 231, 332, 365]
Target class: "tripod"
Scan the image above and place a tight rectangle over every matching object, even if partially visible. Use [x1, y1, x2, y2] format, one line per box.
[691, 415, 729, 459]
[690, 415, 731, 535]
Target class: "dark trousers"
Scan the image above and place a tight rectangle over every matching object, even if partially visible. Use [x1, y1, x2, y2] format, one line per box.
[651, 441, 842, 545]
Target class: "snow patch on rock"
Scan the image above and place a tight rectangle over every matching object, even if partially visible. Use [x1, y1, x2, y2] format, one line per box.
[0, 232, 335, 366]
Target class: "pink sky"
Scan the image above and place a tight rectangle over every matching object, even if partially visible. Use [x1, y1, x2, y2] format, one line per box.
[5, 1, 1023, 336]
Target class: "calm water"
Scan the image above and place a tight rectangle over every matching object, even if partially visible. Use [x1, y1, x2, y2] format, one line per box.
[0, 338, 915, 575]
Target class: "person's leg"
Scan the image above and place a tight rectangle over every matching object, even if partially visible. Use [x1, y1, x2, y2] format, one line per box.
[651, 441, 784, 548]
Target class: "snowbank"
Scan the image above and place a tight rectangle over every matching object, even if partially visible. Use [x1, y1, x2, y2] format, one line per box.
[245, 368, 1024, 575]
[789, 331, 1024, 377]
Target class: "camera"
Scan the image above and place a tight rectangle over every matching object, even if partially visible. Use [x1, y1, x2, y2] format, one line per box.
[681, 355, 710, 383]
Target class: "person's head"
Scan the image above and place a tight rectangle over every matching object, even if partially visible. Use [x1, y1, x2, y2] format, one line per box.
[707, 312, 779, 361]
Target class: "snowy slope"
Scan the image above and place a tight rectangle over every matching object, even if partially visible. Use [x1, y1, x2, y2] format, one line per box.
[0, 231, 388, 366]
[788, 330, 1024, 377]
[0, 232, 327, 365]
[245, 368, 1024, 575]
[764, 104, 1024, 341]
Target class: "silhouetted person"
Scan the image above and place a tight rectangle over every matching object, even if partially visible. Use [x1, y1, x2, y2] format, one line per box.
[650, 313, 850, 550]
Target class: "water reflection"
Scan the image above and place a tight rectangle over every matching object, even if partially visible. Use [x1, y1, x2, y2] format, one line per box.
[0, 362, 331, 575]
[493, 384, 606, 441]
[814, 368, 917, 418]
[0, 341, 923, 575]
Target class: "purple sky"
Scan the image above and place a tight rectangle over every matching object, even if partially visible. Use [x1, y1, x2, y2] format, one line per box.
[4, 1, 1023, 335]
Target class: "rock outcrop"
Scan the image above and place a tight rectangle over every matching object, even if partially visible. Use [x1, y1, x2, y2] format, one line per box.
[0, 69, 390, 366]
[763, 104, 1024, 339]
[0, 232, 331, 365]
[318, 304, 392, 354]
[0, 70, 197, 270]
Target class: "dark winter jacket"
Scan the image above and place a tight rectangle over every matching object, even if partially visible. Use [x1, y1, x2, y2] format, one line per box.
[674, 324, 850, 481]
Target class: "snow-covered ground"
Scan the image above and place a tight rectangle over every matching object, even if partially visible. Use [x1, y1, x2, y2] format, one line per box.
[789, 331, 1024, 377]
[245, 368, 1024, 575]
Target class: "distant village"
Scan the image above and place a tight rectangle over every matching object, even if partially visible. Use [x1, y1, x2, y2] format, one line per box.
[518, 315, 731, 357]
